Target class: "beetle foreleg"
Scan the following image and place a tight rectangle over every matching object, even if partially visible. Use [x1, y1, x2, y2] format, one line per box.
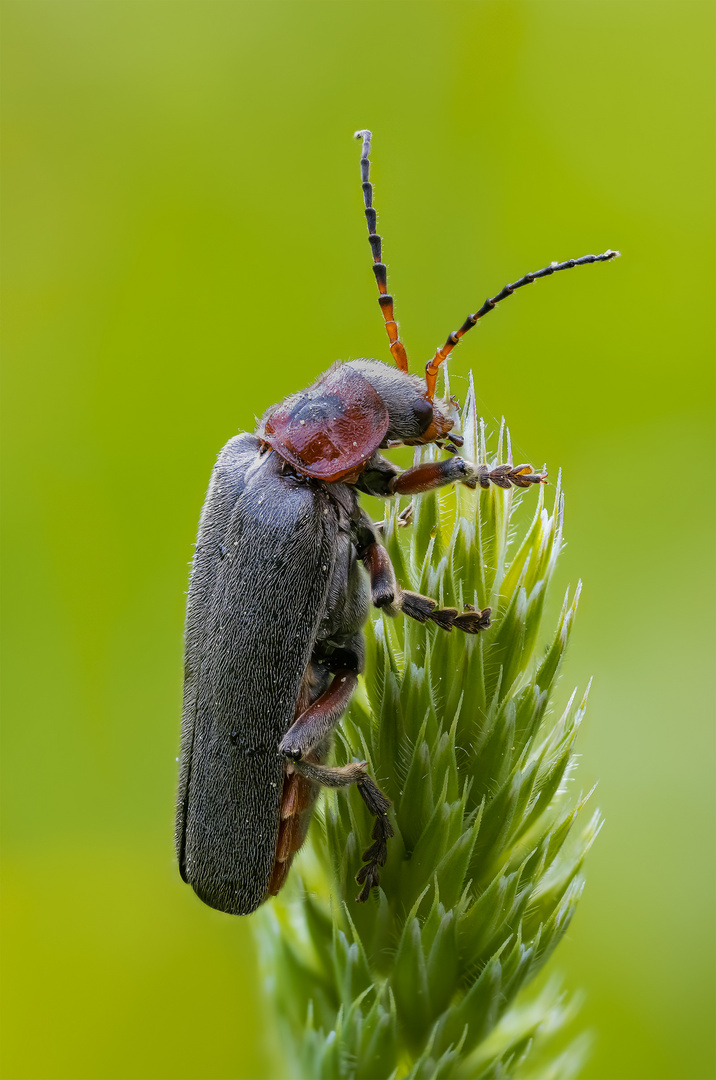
[389, 456, 473, 495]
[279, 670, 358, 760]
[359, 453, 470, 498]
[390, 457, 546, 494]
[359, 452, 546, 498]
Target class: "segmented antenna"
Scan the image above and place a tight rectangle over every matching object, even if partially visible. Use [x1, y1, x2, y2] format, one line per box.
[354, 130, 409, 373]
[424, 249, 620, 400]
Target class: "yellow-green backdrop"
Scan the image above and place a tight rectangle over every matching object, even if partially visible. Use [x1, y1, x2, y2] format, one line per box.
[2, 3, 714, 1078]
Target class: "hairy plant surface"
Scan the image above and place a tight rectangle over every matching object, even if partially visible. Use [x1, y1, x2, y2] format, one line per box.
[257, 376, 599, 1080]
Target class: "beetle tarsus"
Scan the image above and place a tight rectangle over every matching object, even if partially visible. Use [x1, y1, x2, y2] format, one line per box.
[397, 502, 414, 527]
[357, 773, 391, 816]
[374, 501, 414, 534]
[463, 463, 547, 490]
[400, 590, 435, 623]
[361, 837, 389, 865]
[400, 590, 490, 635]
[355, 776, 394, 902]
[356, 866, 380, 903]
[429, 606, 459, 631]
[454, 606, 492, 633]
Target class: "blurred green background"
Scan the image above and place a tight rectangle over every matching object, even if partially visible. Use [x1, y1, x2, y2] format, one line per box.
[2, 2, 714, 1078]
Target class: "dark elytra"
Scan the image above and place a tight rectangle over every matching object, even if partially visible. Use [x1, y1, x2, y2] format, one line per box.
[175, 130, 618, 915]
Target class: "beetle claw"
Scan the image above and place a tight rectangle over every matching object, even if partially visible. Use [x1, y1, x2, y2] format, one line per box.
[355, 864, 381, 903]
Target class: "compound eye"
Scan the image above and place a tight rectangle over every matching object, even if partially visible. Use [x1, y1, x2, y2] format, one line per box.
[412, 397, 434, 434]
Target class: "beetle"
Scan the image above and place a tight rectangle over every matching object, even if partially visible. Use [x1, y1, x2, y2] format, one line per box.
[175, 129, 618, 916]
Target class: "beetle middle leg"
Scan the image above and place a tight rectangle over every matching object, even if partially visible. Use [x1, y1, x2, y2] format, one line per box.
[360, 534, 491, 634]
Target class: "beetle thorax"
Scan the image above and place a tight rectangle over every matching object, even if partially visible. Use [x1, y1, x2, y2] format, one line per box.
[258, 360, 455, 482]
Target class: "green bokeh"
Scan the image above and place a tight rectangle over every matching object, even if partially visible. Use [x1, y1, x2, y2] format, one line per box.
[2, 3, 713, 1078]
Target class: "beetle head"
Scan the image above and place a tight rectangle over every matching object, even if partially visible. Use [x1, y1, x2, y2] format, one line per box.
[344, 360, 457, 447]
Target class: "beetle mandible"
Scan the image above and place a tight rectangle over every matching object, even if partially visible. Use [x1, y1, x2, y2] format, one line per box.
[175, 129, 619, 916]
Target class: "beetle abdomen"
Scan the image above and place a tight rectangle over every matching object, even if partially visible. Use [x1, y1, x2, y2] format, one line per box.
[176, 435, 339, 915]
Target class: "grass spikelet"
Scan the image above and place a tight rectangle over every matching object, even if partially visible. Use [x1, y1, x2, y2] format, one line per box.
[256, 374, 597, 1079]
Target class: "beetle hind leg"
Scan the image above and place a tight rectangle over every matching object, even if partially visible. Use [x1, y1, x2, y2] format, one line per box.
[279, 670, 358, 760]
[291, 758, 394, 903]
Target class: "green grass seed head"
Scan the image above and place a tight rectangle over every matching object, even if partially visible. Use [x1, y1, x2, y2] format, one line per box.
[257, 374, 597, 1080]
